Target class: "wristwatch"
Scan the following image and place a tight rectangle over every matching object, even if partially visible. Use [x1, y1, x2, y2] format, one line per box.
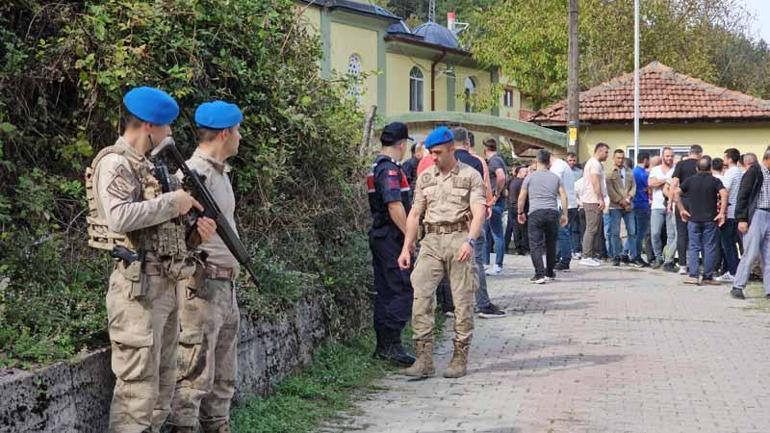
[466, 237, 476, 248]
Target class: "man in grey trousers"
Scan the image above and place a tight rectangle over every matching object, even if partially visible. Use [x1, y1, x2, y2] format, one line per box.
[731, 150, 770, 299]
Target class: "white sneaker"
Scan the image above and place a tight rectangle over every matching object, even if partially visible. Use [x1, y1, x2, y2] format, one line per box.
[486, 265, 502, 275]
[715, 272, 734, 283]
[530, 276, 546, 284]
[572, 252, 582, 260]
[580, 258, 601, 267]
[444, 311, 455, 318]
[678, 266, 687, 275]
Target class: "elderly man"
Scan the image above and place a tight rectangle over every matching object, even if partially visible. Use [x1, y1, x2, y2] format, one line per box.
[731, 151, 770, 299]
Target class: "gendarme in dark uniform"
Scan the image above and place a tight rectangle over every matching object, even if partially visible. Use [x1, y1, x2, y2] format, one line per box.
[366, 122, 416, 366]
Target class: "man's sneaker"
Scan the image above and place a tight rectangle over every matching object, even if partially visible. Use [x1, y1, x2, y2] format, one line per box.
[580, 258, 601, 267]
[631, 258, 650, 268]
[444, 311, 455, 318]
[530, 276, 546, 284]
[683, 276, 700, 285]
[702, 279, 721, 286]
[663, 262, 678, 273]
[545, 273, 556, 282]
[572, 252, 582, 260]
[715, 272, 734, 283]
[678, 266, 688, 275]
[731, 287, 745, 299]
[612, 257, 621, 266]
[620, 254, 631, 264]
[478, 304, 506, 319]
[485, 264, 503, 276]
[554, 262, 570, 271]
[651, 259, 664, 269]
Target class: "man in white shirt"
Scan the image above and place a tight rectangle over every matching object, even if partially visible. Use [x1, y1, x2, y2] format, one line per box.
[717, 148, 743, 282]
[580, 143, 609, 266]
[550, 154, 578, 270]
[648, 146, 677, 272]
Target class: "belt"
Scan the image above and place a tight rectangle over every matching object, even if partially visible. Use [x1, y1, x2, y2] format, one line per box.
[424, 222, 468, 234]
[204, 263, 236, 281]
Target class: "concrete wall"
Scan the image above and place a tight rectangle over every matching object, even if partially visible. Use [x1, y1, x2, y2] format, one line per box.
[577, 122, 770, 162]
[0, 286, 369, 433]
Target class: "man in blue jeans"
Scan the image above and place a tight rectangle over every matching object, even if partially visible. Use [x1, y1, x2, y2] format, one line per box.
[606, 149, 637, 266]
[632, 152, 652, 266]
[550, 154, 577, 271]
[483, 138, 508, 275]
[675, 156, 727, 285]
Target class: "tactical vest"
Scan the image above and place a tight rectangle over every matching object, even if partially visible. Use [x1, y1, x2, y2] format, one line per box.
[85, 143, 188, 259]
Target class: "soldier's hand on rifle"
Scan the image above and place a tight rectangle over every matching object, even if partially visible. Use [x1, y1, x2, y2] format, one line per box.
[173, 190, 204, 215]
[196, 217, 217, 242]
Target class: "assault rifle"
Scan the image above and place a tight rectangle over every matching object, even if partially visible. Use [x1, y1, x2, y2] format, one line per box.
[151, 137, 259, 287]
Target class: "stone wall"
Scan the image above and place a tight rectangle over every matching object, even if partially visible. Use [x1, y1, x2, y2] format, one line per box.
[0, 286, 370, 433]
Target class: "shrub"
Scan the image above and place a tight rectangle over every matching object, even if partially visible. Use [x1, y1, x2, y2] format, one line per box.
[0, 0, 371, 367]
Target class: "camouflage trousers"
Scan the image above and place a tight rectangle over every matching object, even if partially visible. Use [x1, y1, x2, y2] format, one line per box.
[169, 278, 240, 430]
[411, 231, 476, 344]
[107, 265, 179, 433]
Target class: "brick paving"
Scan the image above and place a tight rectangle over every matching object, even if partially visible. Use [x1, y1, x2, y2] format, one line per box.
[320, 254, 770, 433]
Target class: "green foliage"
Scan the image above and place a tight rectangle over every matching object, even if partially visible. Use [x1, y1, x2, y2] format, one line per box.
[469, 0, 770, 108]
[231, 333, 390, 433]
[0, 0, 370, 367]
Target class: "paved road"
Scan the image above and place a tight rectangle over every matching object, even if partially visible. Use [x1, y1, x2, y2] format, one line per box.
[321, 254, 770, 433]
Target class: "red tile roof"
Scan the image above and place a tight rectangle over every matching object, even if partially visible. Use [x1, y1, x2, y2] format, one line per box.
[530, 61, 770, 125]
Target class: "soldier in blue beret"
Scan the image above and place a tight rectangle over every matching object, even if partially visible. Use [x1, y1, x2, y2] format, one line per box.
[85, 86, 217, 433]
[398, 126, 487, 379]
[169, 100, 243, 433]
[365, 122, 417, 367]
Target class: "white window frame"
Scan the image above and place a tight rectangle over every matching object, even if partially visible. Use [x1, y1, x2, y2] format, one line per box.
[409, 67, 424, 112]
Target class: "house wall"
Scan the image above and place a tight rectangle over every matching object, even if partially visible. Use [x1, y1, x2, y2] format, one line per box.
[577, 123, 770, 162]
[385, 54, 449, 115]
[329, 21, 380, 109]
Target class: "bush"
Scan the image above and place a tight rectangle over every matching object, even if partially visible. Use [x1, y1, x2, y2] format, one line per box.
[0, 0, 371, 367]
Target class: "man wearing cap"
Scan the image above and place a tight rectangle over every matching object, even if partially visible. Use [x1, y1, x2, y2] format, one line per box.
[86, 87, 216, 433]
[168, 101, 244, 433]
[364, 122, 417, 367]
[398, 126, 486, 379]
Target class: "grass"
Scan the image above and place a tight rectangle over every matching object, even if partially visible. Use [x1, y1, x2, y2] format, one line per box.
[231, 312, 447, 433]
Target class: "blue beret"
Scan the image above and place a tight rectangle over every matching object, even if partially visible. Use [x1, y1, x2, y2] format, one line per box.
[123, 87, 179, 125]
[424, 126, 454, 149]
[195, 101, 243, 129]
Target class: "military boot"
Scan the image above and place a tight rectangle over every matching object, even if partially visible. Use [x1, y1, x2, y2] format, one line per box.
[402, 340, 435, 377]
[443, 340, 469, 378]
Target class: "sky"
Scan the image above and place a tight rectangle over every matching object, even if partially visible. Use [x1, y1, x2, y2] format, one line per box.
[744, 0, 770, 43]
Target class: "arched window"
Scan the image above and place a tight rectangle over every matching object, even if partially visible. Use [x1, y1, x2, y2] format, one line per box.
[464, 77, 476, 112]
[347, 54, 362, 104]
[409, 67, 424, 112]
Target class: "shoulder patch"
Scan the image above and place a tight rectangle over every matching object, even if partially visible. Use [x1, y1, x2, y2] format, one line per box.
[107, 165, 138, 200]
[420, 173, 432, 184]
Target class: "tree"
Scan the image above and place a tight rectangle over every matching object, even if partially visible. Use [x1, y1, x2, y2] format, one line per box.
[468, 0, 766, 109]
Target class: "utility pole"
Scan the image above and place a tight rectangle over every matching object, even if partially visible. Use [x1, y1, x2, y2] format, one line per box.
[567, 0, 580, 156]
[633, 0, 640, 164]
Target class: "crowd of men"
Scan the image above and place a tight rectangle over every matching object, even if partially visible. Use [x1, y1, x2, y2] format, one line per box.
[505, 142, 770, 301]
[369, 123, 770, 380]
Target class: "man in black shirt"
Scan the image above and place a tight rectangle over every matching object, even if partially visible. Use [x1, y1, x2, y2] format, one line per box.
[505, 166, 529, 254]
[671, 145, 703, 273]
[452, 127, 506, 319]
[401, 141, 423, 194]
[675, 156, 727, 285]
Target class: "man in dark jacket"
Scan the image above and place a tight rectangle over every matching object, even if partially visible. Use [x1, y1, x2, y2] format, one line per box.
[506, 166, 529, 255]
[731, 151, 770, 299]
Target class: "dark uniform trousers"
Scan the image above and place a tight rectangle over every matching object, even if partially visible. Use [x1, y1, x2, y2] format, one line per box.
[369, 224, 414, 334]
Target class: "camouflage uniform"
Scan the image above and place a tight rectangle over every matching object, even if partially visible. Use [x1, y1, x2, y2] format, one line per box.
[169, 150, 240, 432]
[88, 137, 192, 433]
